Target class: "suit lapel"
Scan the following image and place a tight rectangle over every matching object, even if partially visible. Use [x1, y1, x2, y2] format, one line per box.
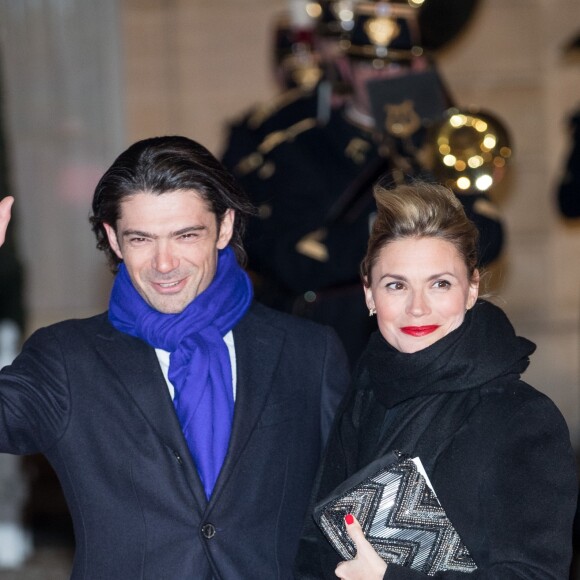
[94, 307, 286, 510]
[209, 306, 285, 506]
[94, 320, 208, 509]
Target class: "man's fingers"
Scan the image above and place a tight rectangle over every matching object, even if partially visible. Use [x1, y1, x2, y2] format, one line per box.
[0, 196, 14, 247]
[0, 196, 14, 219]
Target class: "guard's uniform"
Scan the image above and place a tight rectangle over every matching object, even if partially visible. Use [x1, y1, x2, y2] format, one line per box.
[238, 108, 382, 366]
[235, 105, 504, 366]
[222, 1, 505, 367]
[221, 85, 327, 174]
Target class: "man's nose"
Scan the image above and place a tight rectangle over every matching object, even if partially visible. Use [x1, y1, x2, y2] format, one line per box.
[153, 242, 178, 273]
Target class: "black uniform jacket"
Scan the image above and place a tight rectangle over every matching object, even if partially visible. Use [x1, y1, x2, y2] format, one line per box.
[236, 108, 382, 367]
[296, 300, 578, 579]
[0, 302, 350, 579]
[230, 106, 504, 367]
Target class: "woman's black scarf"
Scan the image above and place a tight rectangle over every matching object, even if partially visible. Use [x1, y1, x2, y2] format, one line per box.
[356, 300, 536, 409]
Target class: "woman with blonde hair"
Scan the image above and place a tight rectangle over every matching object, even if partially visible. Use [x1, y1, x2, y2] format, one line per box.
[296, 181, 577, 579]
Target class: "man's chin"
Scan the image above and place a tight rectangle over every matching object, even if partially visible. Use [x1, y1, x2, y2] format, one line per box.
[144, 294, 191, 315]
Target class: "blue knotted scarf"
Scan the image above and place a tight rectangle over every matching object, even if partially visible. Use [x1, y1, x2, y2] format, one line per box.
[108, 246, 253, 499]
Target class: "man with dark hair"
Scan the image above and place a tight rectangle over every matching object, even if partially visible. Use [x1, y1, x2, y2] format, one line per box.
[0, 135, 349, 579]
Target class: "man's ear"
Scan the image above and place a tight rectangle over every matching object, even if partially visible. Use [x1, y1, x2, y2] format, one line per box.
[217, 209, 235, 250]
[103, 223, 123, 260]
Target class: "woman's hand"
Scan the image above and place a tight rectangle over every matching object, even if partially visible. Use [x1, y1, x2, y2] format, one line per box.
[334, 514, 388, 580]
[0, 196, 14, 247]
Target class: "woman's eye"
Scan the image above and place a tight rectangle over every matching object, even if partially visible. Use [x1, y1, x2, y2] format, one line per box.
[386, 281, 405, 290]
[434, 280, 451, 289]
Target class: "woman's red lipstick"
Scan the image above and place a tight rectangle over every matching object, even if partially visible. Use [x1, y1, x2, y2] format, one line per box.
[400, 325, 440, 337]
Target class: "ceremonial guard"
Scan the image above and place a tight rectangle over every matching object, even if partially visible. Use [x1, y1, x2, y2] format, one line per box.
[226, 0, 508, 366]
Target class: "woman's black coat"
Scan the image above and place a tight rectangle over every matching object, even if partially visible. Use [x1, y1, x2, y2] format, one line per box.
[296, 300, 578, 579]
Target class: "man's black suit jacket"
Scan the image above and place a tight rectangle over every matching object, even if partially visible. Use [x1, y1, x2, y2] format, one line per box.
[0, 301, 350, 579]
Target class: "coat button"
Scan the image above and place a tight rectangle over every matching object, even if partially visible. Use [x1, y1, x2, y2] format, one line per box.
[201, 523, 216, 539]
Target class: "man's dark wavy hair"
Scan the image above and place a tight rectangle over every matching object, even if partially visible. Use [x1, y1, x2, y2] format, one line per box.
[89, 135, 255, 271]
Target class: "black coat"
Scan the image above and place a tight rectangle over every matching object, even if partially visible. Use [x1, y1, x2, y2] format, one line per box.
[0, 302, 350, 579]
[296, 300, 577, 579]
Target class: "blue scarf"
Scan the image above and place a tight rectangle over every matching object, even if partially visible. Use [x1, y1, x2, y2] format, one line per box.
[108, 246, 253, 499]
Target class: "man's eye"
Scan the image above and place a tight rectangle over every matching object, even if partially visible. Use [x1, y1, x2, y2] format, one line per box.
[128, 236, 152, 246]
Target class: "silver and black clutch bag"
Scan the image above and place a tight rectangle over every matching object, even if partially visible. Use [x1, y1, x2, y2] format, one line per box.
[313, 451, 477, 576]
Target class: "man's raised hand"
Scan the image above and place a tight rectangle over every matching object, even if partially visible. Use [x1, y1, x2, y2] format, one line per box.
[0, 196, 14, 247]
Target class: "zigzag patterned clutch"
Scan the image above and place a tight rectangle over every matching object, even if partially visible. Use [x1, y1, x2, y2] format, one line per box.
[313, 451, 477, 576]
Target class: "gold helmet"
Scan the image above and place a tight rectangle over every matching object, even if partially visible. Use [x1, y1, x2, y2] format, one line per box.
[343, 0, 482, 61]
[345, 1, 424, 63]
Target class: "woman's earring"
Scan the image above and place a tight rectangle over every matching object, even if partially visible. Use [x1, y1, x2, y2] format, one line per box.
[369, 307, 376, 317]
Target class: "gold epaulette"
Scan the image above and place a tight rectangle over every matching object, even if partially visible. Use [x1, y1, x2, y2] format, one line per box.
[247, 88, 310, 130]
[259, 118, 318, 154]
[234, 118, 318, 176]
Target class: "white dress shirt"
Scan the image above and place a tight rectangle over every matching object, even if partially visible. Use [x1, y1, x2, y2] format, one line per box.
[154, 330, 237, 401]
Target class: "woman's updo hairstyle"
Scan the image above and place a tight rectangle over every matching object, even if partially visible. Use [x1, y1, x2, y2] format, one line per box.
[360, 181, 479, 286]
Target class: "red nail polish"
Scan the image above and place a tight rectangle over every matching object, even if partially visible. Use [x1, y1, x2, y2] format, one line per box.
[345, 514, 354, 525]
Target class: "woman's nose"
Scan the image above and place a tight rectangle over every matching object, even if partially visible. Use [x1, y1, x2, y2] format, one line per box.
[407, 291, 430, 316]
